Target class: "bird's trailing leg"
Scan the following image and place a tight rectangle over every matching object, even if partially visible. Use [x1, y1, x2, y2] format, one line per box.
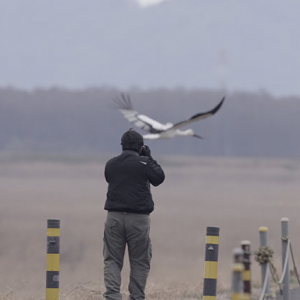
[193, 134, 203, 139]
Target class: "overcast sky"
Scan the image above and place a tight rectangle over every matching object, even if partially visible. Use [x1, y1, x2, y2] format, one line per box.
[0, 0, 300, 96]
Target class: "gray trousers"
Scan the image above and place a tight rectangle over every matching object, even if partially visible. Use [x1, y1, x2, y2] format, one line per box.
[103, 211, 152, 300]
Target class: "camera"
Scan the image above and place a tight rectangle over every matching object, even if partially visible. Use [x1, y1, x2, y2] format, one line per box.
[141, 145, 151, 157]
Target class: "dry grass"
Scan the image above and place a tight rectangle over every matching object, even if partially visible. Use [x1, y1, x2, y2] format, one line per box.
[0, 283, 265, 300]
[0, 153, 300, 299]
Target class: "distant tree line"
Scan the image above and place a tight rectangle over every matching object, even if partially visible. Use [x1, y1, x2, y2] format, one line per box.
[0, 87, 299, 158]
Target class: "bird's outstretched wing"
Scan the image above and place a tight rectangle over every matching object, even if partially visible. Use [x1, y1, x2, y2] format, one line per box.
[166, 97, 225, 131]
[113, 94, 168, 133]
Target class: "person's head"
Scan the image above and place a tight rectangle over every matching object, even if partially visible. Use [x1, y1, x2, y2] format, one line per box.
[121, 129, 144, 153]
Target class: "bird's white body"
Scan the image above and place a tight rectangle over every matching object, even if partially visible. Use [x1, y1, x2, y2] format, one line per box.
[143, 128, 195, 139]
[114, 94, 225, 140]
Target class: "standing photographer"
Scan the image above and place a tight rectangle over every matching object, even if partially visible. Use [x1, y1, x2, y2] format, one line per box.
[103, 129, 165, 300]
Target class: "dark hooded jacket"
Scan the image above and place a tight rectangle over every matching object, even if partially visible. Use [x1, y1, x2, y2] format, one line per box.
[104, 150, 165, 214]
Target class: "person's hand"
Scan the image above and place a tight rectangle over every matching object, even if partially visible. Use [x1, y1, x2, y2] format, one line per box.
[141, 145, 151, 157]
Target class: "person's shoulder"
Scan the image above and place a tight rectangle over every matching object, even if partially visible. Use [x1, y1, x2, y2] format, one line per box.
[125, 153, 148, 167]
[105, 154, 120, 165]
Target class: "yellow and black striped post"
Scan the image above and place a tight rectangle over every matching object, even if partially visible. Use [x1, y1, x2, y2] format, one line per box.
[241, 241, 251, 300]
[203, 226, 220, 300]
[46, 219, 60, 300]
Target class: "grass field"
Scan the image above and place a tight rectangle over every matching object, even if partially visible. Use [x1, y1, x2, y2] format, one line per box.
[0, 153, 300, 299]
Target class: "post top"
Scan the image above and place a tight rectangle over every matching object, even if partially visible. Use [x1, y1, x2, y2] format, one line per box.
[206, 226, 220, 236]
[259, 226, 268, 232]
[281, 217, 289, 222]
[241, 240, 251, 245]
[233, 248, 244, 255]
[47, 219, 60, 228]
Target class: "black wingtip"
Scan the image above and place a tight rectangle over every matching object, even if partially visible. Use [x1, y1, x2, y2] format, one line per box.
[112, 93, 133, 110]
[211, 96, 225, 114]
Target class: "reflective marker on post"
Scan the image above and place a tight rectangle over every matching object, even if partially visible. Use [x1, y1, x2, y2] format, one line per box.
[46, 219, 60, 300]
[203, 226, 220, 300]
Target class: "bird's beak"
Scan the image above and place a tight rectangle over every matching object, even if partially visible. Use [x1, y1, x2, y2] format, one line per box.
[193, 134, 203, 139]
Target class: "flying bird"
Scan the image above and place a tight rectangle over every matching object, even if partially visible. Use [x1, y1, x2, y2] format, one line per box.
[113, 94, 225, 140]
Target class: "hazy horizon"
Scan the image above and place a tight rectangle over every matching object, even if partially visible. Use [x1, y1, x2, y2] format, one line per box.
[1, 87, 300, 158]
